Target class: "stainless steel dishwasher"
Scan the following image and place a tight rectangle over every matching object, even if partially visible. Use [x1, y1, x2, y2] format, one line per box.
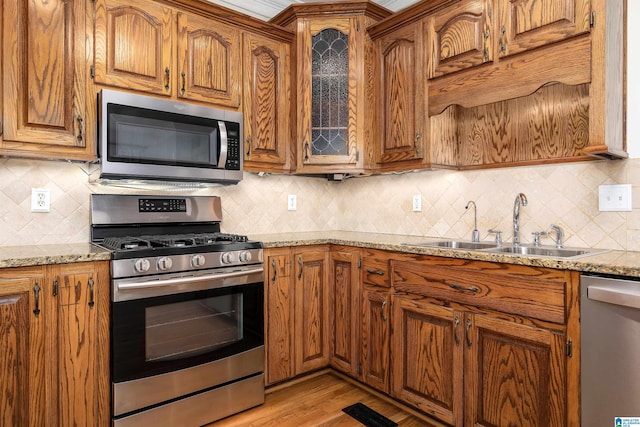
[581, 274, 640, 426]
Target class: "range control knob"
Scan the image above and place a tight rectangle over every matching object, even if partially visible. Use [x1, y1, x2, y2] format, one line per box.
[157, 256, 173, 271]
[134, 258, 151, 273]
[191, 254, 206, 268]
[238, 251, 252, 263]
[220, 252, 236, 265]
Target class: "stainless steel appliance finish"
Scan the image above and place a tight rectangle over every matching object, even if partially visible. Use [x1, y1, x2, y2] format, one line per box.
[581, 274, 640, 426]
[114, 374, 264, 427]
[113, 348, 264, 418]
[91, 194, 264, 427]
[95, 89, 243, 185]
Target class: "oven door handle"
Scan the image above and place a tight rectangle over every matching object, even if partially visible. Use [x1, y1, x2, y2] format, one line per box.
[117, 267, 264, 291]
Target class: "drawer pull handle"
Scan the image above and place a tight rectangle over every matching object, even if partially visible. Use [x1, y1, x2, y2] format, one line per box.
[366, 268, 385, 276]
[454, 315, 461, 346]
[448, 282, 479, 293]
[381, 298, 387, 322]
[465, 318, 473, 348]
[297, 257, 303, 280]
[271, 259, 277, 282]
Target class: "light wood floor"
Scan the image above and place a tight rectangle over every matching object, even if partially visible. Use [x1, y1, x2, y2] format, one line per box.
[209, 372, 444, 427]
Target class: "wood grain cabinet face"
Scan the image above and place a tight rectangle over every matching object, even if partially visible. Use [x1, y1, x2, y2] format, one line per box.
[294, 249, 330, 374]
[360, 285, 391, 393]
[94, 0, 241, 108]
[1, 0, 94, 160]
[391, 297, 463, 426]
[328, 249, 361, 376]
[376, 21, 427, 169]
[177, 12, 241, 107]
[0, 262, 109, 427]
[497, 0, 591, 58]
[427, 0, 493, 79]
[94, 0, 174, 96]
[264, 249, 294, 386]
[0, 274, 47, 426]
[466, 314, 566, 426]
[390, 256, 573, 426]
[242, 32, 292, 172]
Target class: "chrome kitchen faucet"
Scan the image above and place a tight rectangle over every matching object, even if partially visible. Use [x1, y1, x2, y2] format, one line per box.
[512, 193, 528, 246]
[465, 201, 479, 242]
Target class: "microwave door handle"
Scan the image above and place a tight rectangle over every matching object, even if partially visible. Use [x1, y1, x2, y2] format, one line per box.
[217, 121, 228, 168]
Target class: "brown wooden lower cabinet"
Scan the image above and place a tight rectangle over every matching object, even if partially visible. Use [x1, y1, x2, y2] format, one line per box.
[0, 261, 110, 427]
[264, 246, 329, 386]
[264, 246, 578, 426]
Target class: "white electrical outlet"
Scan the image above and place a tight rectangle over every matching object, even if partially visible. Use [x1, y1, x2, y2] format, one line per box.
[288, 194, 297, 211]
[412, 194, 422, 212]
[31, 188, 51, 213]
[599, 184, 632, 212]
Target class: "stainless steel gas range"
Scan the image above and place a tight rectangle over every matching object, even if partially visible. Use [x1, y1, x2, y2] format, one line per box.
[90, 194, 265, 427]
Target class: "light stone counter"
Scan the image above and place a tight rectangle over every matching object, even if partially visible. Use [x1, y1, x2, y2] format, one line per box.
[0, 243, 111, 269]
[251, 231, 640, 278]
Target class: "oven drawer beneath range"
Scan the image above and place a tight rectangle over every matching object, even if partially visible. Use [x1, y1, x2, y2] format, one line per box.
[114, 372, 264, 427]
[113, 346, 264, 418]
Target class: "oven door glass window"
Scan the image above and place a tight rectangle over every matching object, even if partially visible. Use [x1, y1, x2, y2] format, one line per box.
[112, 282, 263, 383]
[145, 294, 243, 362]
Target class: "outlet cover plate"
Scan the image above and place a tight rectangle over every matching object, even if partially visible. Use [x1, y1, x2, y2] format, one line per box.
[31, 188, 51, 213]
[599, 184, 632, 212]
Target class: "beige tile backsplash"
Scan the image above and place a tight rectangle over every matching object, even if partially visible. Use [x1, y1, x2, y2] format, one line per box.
[1, 157, 639, 251]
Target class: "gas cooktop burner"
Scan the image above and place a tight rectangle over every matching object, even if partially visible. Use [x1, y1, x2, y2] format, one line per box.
[100, 232, 250, 252]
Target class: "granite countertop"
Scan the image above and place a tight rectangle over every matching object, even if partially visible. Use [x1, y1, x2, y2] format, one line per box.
[1, 231, 638, 278]
[0, 243, 112, 269]
[251, 231, 640, 278]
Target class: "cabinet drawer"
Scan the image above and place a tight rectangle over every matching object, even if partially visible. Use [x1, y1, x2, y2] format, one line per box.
[362, 252, 390, 288]
[392, 258, 566, 324]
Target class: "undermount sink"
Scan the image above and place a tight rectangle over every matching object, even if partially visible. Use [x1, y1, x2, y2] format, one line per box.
[404, 240, 607, 259]
[406, 240, 498, 250]
[487, 245, 607, 259]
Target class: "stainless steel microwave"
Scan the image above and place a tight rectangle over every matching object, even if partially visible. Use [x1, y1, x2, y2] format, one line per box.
[95, 89, 243, 185]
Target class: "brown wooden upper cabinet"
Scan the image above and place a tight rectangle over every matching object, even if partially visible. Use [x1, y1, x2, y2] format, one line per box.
[427, 0, 590, 79]
[1, 0, 95, 160]
[271, 2, 391, 175]
[94, 0, 241, 108]
[242, 32, 293, 173]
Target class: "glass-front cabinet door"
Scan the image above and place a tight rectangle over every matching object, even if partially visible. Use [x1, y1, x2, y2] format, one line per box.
[297, 18, 360, 172]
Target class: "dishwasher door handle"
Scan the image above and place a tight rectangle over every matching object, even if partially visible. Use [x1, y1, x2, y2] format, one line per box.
[588, 284, 640, 309]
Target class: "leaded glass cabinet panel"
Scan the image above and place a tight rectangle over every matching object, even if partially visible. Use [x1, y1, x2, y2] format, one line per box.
[297, 18, 360, 171]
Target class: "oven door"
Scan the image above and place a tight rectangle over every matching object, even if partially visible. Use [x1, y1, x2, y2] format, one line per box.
[111, 270, 264, 384]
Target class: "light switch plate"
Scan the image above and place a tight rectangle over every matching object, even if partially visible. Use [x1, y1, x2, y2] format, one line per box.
[412, 194, 422, 212]
[287, 194, 297, 211]
[598, 184, 632, 212]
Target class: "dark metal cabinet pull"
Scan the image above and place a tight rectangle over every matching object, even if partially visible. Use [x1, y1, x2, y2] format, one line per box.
[448, 282, 479, 293]
[76, 116, 84, 142]
[366, 268, 384, 276]
[164, 67, 170, 90]
[381, 298, 387, 322]
[465, 318, 473, 347]
[297, 257, 303, 280]
[88, 278, 95, 309]
[303, 142, 310, 162]
[33, 283, 41, 316]
[454, 315, 461, 345]
[52, 279, 58, 296]
[246, 136, 251, 156]
[271, 259, 277, 282]
[181, 71, 186, 94]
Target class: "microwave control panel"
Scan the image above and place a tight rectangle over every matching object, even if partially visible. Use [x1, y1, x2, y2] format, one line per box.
[225, 123, 241, 170]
